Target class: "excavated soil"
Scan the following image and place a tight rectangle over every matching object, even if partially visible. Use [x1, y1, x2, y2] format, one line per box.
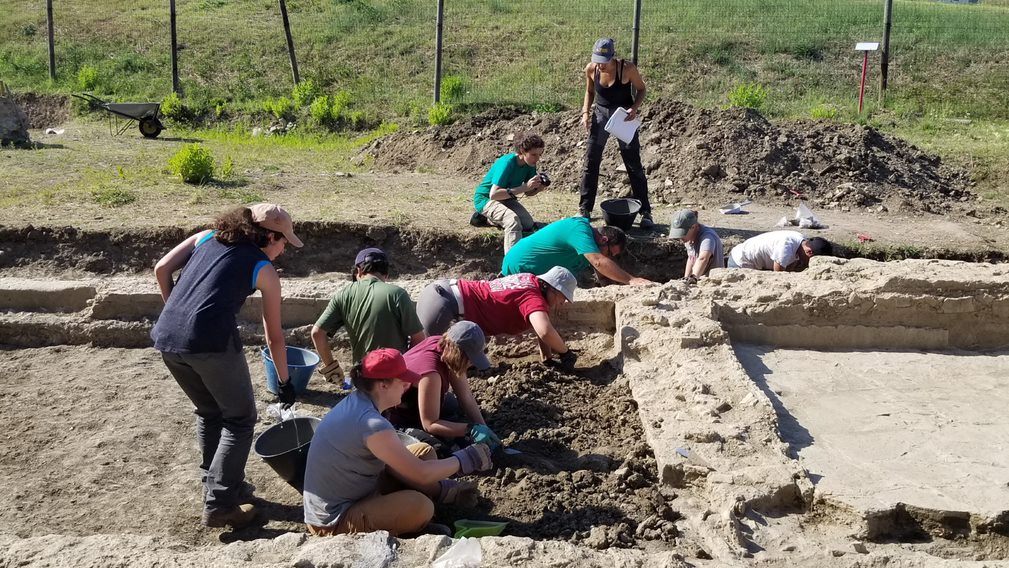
[448, 361, 680, 550]
[365, 100, 976, 217]
[0, 338, 681, 552]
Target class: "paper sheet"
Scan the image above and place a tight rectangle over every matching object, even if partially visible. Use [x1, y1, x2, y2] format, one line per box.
[604, 107, 641, 144]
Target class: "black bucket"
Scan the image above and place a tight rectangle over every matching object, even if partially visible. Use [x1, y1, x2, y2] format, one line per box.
[254, 416, 321, 493]
[600, 198, 641, 230]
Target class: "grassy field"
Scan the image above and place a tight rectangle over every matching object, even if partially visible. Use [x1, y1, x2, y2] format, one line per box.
[2, 0, 1008, 209]
[2, 0, 1008, 122]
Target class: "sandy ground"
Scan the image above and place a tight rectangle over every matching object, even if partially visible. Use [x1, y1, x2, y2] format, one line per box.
[734, 345, 1009, 518]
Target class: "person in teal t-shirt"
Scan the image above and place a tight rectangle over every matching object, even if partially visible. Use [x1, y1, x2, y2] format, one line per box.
[472, 133, 548, 253]
[500, 217, 654, 286]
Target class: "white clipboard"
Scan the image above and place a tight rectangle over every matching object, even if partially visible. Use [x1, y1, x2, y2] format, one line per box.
[604, 107, 641, 144]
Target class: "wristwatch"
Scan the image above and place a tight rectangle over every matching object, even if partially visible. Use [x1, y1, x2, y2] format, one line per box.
[506, 188, 516, 198]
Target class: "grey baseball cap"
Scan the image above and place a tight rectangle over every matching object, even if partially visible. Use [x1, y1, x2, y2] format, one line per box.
[538, 266, 577, 303]
[445, 320, 491, 371]
[592, 38, 616, 64]
[668, 209, 698, 239]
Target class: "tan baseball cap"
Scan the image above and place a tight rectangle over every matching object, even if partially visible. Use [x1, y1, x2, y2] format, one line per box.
[249, 203, 303, 248]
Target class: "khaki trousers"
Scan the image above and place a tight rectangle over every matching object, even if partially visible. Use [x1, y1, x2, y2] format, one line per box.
[307, 443, 437, 537]
[482, 198, 535, 253]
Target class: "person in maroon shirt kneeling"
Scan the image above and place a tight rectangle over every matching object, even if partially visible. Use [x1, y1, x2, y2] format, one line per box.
[387, 321, 502, 455]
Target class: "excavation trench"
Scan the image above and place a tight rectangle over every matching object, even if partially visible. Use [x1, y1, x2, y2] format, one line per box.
[1, 226, 1008, 564]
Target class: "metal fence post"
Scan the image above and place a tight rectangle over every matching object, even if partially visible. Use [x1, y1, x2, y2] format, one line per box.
[279, 0, 300, 84]
[46, 0, 55, 81]
[434, 0, 444, 103]
[880, 0, 893, 95]
[170, 0, 179, 94]
[631, 0, 642, 65]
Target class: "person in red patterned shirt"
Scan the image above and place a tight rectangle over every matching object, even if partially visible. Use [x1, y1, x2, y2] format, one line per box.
[414, 266, 579, 369]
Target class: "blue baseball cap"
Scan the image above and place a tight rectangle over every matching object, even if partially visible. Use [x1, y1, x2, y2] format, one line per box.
[592, 38, 616, 63]
[354, 247, 386, 265]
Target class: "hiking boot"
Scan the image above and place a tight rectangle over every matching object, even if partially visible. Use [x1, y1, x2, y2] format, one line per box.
[469, 211, 489, 227]
[203, 480, 256, 504]
[202, 503, 257, 529]
[639, 214, 654, 229]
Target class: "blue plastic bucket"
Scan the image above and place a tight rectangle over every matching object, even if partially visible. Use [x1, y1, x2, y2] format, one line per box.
[261, 346, 320, 395]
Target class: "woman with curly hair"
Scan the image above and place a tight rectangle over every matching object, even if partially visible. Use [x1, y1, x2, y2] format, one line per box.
[471, 131, 550, 253]
[151, 203, 303, 529]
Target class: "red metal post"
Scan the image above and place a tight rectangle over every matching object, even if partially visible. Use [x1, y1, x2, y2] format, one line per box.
[858, 51, 868, 114]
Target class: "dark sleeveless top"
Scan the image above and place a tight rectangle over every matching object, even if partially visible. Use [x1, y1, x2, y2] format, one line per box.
[593, 59, 635, 109]
[151, 234, 271, 353]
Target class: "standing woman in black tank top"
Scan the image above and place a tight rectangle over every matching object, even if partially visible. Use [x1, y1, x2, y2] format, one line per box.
[578, 37, 653, 229]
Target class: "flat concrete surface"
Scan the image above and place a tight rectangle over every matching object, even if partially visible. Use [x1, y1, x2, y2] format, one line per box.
[735, 344, 1009, 518]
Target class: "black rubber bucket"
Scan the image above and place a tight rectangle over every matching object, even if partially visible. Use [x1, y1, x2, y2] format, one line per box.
[254, 416, 321, 493]
[600, 198, 641, 230]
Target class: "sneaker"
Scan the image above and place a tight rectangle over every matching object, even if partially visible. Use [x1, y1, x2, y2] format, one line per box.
[202, 503, 257, 529]
[639, 214, 654, 229]
[470, 211, 489, 227]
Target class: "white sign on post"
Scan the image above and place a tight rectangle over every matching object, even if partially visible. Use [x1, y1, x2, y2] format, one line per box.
[855, 42, 879, 51]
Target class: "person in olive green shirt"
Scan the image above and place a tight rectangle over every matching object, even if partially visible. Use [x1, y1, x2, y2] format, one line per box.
[473, 132, 548, 253]
[311, 248, 426, 381]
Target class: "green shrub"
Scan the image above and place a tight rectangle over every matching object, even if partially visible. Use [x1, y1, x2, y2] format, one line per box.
[727, 82, 768, 110]
[77, 65, 98, 91]
[440, 75, 466, 102]
[348, 110, 367, 129]
[160, 92, 187, 122]
[291, 79, 320, 107]
[211, 97, 227, 119]
[169, 144, 215, 184]
[263, 97, 294, 119]
[309, 95, 331, 123]
[221, 155, 235, 179]
[428, 102, 453, 126]
[91, 185, 136, 207]
[810, 103, 838, 120]
[330, 90, 352, 119]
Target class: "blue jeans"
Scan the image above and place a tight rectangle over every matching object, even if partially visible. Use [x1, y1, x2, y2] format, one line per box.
[161, 348, 257, 514]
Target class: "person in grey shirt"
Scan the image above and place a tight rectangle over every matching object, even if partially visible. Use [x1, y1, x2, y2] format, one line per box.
[303, 348, 493, 537]
[669, 209, 724, 281]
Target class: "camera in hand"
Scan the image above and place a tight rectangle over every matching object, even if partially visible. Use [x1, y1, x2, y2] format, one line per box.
[538, 172, 551, 186]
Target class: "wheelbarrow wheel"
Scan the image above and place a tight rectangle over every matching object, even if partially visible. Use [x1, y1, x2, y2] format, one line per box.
[139, 117, 163, 139]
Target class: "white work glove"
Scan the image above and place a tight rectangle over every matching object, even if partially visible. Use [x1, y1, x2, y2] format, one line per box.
[318, 360, 343, 383]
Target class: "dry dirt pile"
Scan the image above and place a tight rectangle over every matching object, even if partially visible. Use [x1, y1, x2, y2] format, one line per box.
[366, 100, 972, 216]
[448, 361, 681, 550]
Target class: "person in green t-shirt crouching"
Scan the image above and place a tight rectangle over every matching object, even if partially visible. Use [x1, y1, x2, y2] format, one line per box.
[471, 132, 550, 253]
[311, 247, 427, 383]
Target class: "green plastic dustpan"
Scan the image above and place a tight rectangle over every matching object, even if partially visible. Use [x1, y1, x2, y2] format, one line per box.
[453, 519, 508, 538]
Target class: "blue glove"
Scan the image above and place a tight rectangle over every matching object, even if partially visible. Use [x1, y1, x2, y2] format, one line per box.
[468, 423, 502, 452]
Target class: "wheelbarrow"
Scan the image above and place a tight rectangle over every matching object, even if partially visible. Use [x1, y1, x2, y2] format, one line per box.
[72, 93, 164, 139]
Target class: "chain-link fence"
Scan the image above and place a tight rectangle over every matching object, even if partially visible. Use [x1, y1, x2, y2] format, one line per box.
[2, 0, 1007, 118]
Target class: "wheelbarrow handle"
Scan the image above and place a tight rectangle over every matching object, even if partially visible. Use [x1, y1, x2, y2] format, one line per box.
[72, 93, 105, 108]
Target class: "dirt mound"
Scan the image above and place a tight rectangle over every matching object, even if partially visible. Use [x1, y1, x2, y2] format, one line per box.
[365, 100, 972, 216]
[13, 93, 69, 129]
[448, 361, 681, 549]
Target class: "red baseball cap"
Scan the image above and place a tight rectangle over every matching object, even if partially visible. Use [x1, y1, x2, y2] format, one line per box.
[361, 348, 421, 385]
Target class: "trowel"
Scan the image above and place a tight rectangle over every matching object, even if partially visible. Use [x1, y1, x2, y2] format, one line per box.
[719, 200, 752, 215]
